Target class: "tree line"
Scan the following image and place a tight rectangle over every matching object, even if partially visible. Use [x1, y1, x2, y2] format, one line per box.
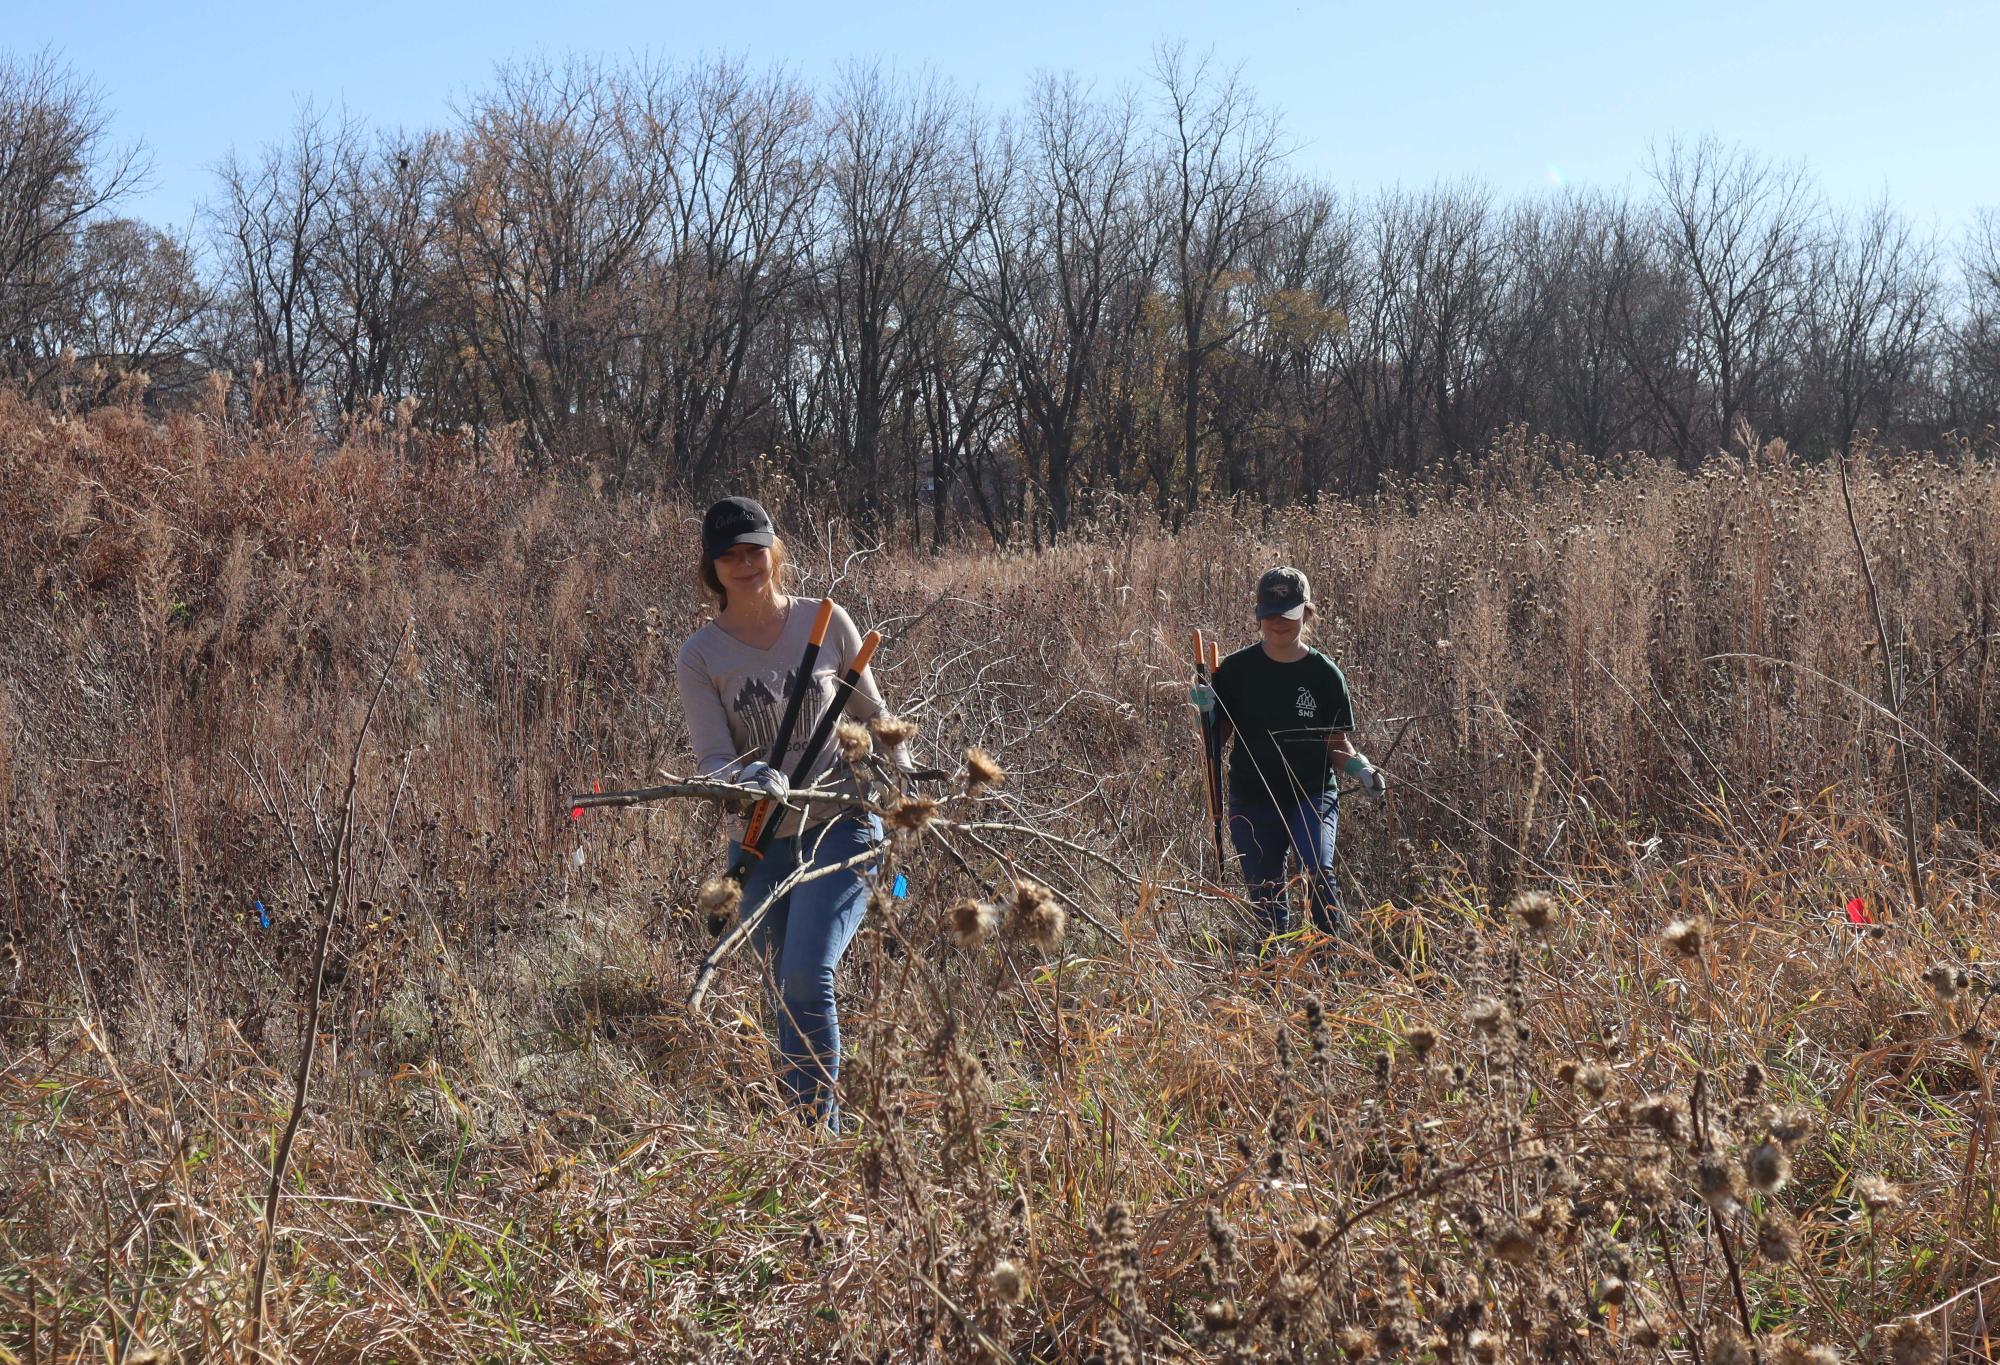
[6, 48, 1999, 542]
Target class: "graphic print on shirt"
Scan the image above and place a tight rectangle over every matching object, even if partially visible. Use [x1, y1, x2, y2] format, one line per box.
[729, 668, 832, 767]
[1295, 687, 1318, 719]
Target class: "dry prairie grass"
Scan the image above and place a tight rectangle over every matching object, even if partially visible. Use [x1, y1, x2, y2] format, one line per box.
[2, 396, 1998, 1361]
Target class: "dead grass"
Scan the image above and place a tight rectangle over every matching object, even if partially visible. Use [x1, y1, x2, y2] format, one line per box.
[2, 402, 1998, 1360]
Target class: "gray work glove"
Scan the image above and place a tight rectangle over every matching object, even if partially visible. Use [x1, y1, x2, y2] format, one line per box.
[738, 761, 790, 803]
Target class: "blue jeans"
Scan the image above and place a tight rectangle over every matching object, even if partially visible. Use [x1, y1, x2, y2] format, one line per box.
[733, 814, 881, 1127]
[1227, 791, 1340, 936]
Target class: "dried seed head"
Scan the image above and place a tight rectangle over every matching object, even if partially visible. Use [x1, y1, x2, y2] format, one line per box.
[835, 719, 873, 766]
[963, 747, 1006, 790]
[989, 1259, 1026, 1304]
[884, 794, 939, 833]
[1507, 888, 1557, 933]
[1923, 964, 1963, 1003]
[1577, 1064, 1612, 1099]
[1710, 1329, 1754, 1365]
[1769, 1107, 1813, 1145]
[1857, 1174, 1902, 1213]
[1746, 1140, 1791, 1194]
[945, 898, 996, 949]
[867, 713, 919, 748]
[1489, 1223, 1538, 1265]
[1740, 1060, 1765, 1098]
[1768, 1339, 1842, 1365]
[1468, 1330, 1501, 1363]
[1335, 1327, 1373, 1360]
[1003, 880, 1066, 951]
[1635, 1094, 1684, 1140]
[1593, 1275, 1627, 1306]
[1883, 1318, 1939, 1365]
[1697, 1152, 1745, 1214]
[1663, 917, 1708, 956]
[1756, 1213, 1800, 1265]
[1466, 996, 1507, 1037]
[1200, 1299, 1241, 1333]
[1290, 1214, 1329, 1251]
[1405, 1024, 1437, 1059]
[696, 875, 742, 925]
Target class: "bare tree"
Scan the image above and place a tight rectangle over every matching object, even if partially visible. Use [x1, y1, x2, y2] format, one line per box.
[0, 52, 147, 383]
[956, 75, 1148, 532]
[1796, 199, 1939, 450]
[210, 105, 359, 405]
[436, 58, 672, 467]
[320, 130, 446, 413]
[1151, 44, 1287, 518]
[808, 62, 963, 526]
[1647, 137, 1813, 453]
[66, 217, 208, 387]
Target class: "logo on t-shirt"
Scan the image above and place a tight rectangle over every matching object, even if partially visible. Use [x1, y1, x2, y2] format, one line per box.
[1296, 687, 1317, 718]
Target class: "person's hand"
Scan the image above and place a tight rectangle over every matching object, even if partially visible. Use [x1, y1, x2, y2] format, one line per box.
[739, 761, 790, 802]
[1357, 761, 1388, 798]
[1189, 683, 1216, 715]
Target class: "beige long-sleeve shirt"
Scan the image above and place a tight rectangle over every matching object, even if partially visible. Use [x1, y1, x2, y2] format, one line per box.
[674, 598, 902, 838]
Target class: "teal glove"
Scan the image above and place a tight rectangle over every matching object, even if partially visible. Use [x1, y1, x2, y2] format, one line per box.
[1189, 683, 1216, 715]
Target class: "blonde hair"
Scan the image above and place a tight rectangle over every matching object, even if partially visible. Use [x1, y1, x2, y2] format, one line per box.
[699, 536, 790, 610]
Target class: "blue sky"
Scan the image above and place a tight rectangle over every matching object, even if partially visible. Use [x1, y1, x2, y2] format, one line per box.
[12, 0, 1998, 238]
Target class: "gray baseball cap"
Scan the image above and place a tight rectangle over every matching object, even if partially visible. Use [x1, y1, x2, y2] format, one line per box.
[1256, 566, 1312, 620]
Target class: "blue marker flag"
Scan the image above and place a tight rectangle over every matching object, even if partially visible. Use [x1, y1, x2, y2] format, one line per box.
[255, 899, 270, 929]
[892, 873, 908, 899]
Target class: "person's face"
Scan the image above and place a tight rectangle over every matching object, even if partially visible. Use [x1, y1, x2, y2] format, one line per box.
[715, 542, 774, 594]
[1259, 610, 1305, 649]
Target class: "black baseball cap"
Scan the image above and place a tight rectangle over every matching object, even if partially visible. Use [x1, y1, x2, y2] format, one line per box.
[1256, 566, 1312, 620]
[701, 496, 776, 560]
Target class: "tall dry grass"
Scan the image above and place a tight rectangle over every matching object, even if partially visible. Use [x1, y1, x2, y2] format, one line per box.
[2, 393, 1997, 1361]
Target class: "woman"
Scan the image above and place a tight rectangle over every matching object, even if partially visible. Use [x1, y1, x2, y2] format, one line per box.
[675, 496, 902, 1126]
[1192, 567, 1386, 939]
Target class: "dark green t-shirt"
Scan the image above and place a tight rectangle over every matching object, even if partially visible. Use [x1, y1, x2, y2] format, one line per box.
[1211, 644, 1356, 806]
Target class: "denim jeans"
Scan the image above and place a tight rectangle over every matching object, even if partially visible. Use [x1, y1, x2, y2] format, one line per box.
[732, 814, 881, 1127]
[1227, 790, 1340, 936]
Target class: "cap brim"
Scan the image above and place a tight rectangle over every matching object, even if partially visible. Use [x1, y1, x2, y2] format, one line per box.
[709, 530, 776, 555]
[1257, 602, 1309, 620]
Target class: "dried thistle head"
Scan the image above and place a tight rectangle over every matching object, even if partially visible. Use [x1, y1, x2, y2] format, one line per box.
[1710, 1329, 1754, 1365]
[1696, 1152, 1745, 1214]
[1857, 1174, 1902, 1214]
[1003, 879, 1066, 952]
[1467, 1330, 1501, 1364]
[989, 1259, 1026, 1304]
[696, 875, 742, 927]
[835, 719, 873, 766]
[1406, 1024, 1437, 1059]
[1882, 1318, 1939, 1365]
[963, 747, 1006, 791]
[1488, 1222, 1537, 1266]
[1756, 1213, 1799, 1264]
[884, 794, 938, 834]
[1767, 1338, 1842, 1365]
[1769, 1106, 1813, 1145]
[1466, 996, 1506, 1038]
[868, 713, 919, 749]
[1746, 1139, 1790, 1194]
[1576, 1063, 1612, 1099]
[1635, 1094, 1685, 1140]
[945, 898, 997, 949]
[1663, 917, 1709, 956]
[1923, 964, 1965, 1003]
[1334, 1327, 1373, 1360]
[1507, 888, 1557, 933]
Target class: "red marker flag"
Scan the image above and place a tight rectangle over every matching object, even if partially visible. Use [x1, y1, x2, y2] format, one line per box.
[1845, 896, 1872, 925]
